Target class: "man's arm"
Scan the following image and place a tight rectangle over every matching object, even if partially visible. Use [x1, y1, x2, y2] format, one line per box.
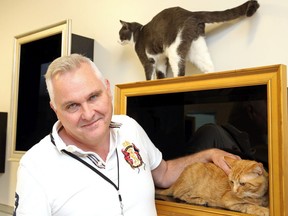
[152, 148, 240, 189]
[14, 165, 51, 216]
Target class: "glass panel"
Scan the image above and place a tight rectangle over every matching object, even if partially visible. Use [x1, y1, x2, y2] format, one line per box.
[15, 34, 61, 151]
[127, 85, 267, 169]
[9, 20, 71, 160]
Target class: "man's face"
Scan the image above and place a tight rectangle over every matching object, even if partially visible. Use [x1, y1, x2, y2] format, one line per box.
[51, 62, 113, 146]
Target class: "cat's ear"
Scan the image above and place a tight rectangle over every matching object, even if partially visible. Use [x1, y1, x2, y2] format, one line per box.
[120, 20, 128, 28]
[252, 163, 264, 176]
[224, 156, 236, 168]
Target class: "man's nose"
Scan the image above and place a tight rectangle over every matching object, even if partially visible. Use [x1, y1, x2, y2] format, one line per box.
[81, 103, 94, 120]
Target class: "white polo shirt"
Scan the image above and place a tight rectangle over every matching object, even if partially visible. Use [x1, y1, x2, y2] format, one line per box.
[14, 115, 162, 216]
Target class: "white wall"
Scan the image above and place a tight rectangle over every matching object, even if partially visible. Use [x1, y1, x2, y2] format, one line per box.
[0, 0, 288, 210]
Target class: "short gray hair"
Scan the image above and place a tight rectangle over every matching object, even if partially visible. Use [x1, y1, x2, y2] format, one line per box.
[45, 54, 105, 107]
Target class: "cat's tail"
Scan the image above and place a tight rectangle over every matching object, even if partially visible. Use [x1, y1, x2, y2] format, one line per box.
[195, 0, 260, 24]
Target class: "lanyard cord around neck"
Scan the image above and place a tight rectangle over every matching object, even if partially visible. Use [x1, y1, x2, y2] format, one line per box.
[50, 133, 124, 215]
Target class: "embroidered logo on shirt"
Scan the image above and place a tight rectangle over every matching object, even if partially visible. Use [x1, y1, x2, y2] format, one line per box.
[121, 141, 145, 171]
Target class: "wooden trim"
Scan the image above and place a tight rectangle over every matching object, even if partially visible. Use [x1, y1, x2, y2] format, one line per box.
[114, 65, 288, 216]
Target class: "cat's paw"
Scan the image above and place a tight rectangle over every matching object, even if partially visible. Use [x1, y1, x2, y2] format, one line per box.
[247, 206, 269, 216]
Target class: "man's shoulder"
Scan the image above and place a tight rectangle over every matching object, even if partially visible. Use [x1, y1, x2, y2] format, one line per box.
[111, 115, 141, 135]
[20, 135, 58, 164]
[112, 115, 136, 125]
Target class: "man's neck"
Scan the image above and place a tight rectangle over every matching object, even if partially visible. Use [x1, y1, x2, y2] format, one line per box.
[58, 128, 110, 161]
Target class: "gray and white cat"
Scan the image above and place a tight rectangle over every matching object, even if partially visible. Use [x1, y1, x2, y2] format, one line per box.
[119, 1, 260, 80]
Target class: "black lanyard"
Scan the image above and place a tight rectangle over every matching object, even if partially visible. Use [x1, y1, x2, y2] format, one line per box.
[50, 133, 124, 215]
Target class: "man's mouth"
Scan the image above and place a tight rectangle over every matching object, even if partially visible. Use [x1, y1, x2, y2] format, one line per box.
[81, 118, 100, 128]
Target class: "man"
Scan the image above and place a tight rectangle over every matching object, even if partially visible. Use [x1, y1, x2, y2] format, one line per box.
[14, 54, 239, 216]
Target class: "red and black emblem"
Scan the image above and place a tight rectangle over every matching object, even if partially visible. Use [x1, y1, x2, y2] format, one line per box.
[121, 141, 145, 171]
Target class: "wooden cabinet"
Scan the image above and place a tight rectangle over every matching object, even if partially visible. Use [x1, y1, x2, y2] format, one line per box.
[114, 65, 288, 216]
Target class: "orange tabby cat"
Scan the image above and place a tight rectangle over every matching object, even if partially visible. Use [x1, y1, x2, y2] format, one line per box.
[156, 157, 269, 216]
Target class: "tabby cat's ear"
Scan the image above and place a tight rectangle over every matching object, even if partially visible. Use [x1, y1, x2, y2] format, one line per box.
[252, 163, 264, 176]
[224, 156, 236, 168]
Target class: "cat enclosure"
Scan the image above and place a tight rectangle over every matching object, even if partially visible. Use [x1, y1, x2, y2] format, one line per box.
[114, 65, 288, 216]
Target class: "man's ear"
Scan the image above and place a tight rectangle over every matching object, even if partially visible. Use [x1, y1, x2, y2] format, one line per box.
[105, 79, 112, 96]
[50, 102, 56, 113]
[105, 79, 110, 89]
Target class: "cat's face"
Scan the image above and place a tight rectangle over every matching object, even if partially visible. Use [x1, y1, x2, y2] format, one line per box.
[118, 20, 133, 45]
[227, 159, 268, 199]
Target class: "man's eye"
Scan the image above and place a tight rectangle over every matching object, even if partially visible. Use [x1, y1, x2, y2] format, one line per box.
[89, 94, 99, 102]
[90, 95, 97, 101]
[66, 103, 79, 112]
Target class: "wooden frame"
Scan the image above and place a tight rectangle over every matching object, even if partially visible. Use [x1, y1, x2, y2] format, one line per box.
[114, 65, 288, 216]
[9, 20, 72, 161]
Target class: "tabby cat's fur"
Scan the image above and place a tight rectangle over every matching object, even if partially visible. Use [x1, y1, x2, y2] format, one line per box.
[156, 157, 269, 216]
[119, 1, 260, 80]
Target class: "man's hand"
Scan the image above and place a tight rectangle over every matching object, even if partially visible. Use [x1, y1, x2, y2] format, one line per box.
[209, 148, 241, 175]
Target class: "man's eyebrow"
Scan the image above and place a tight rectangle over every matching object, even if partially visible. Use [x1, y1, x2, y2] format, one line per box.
[61, 100, 76, 109]
[89, 89, 103, 97]
[61, 90, 103, 109]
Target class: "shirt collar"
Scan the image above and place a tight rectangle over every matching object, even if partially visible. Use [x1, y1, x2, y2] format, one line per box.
[51, 120, 122, 156]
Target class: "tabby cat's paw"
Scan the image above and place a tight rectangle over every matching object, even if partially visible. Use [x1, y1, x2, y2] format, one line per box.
[247, 206, 269, 216]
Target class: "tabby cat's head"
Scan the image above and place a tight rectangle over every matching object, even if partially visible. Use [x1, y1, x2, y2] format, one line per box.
[119, 20, 143, 45]
[225, 157, 268, 199]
